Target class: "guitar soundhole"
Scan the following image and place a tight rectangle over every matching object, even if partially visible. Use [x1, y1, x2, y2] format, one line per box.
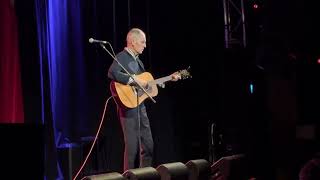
[137, 85, 152, 97]
[146, 85, 152, 93]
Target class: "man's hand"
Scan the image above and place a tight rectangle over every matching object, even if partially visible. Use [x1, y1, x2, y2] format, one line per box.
[171, 72, 181, 81]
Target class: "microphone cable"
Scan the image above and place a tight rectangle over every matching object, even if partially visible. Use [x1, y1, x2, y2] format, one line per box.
[72, 95, 114, 180]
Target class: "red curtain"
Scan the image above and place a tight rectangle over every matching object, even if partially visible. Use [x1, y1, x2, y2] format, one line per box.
[0, 0, 24, 123]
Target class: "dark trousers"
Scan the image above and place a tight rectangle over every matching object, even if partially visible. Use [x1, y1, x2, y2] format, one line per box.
[118, 103, 154, 171]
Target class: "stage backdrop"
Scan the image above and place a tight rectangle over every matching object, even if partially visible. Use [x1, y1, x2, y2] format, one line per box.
[0, 0, 24, 123]
[31, 0, 222, 179]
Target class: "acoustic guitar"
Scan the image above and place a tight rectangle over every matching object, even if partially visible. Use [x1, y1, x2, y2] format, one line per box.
[110, 68, 191, 108]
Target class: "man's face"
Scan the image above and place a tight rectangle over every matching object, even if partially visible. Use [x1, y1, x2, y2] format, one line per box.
[132, 33, 146, 55]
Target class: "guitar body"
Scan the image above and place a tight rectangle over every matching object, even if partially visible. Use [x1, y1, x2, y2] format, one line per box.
[110, 68, 191, 108]
[110, 72, 159, 108]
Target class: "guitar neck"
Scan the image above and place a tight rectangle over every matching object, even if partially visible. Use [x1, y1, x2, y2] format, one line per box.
[150, 75, 172, 85]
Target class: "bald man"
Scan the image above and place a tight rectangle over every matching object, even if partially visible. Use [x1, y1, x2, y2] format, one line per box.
[108, 28, 153, 171]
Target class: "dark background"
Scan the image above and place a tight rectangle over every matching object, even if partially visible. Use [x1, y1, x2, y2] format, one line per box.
[11, 0, 320, 179]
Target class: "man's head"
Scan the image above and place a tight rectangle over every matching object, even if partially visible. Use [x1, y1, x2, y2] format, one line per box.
[126, 28, 146, 55]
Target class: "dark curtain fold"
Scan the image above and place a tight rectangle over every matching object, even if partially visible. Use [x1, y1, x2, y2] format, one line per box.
[0, 0, 24, 123]
[35, 0, 94, 179]
[35, 1, 60, 179]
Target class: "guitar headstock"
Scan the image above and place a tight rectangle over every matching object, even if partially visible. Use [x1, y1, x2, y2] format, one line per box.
[178, 66, 192, 79]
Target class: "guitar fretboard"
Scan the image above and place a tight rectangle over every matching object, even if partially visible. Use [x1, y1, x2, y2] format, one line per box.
[149, 75, 172, 85]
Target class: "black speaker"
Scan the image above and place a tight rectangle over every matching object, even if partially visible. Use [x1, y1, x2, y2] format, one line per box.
[210, 154, 247, 180]
[156, 162, 189, 180]
[123, 167, 161, 180]
[57, 144, 82, 180]
[82, 172, 125, 180]
[185, 159, 210, 180]
[0, 124, 44, 179]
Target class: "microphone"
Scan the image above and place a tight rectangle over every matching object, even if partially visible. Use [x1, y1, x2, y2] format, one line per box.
[89, 38, 107, 44]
